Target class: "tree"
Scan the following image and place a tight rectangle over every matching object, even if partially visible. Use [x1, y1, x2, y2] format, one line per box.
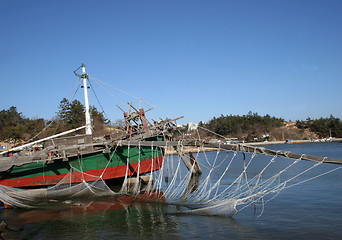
[0, 106, 45, 142]
[90, 106, 108, 124]
[56, 99, 108, 132]
[57, 99, 85, 129]
[4, 125, 24, 145]
[295, 115, 342, 138]
[68, 100, 85, 129]
[204, 112, 284, 139]
[57, 98, 71, 124]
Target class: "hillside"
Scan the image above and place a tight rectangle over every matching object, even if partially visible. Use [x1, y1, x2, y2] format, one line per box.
[269, 121, 317, 141]
[200, 113, 342, 142]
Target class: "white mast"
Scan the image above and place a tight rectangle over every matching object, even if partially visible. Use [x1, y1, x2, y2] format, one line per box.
[81, 63, 92, 135]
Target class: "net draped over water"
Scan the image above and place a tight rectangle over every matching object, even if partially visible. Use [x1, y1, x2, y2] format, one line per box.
[1, 141, 341, 215]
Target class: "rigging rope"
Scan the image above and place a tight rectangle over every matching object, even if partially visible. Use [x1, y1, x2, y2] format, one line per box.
[87, 77, 111, 124]
[27, 78, 82, 142]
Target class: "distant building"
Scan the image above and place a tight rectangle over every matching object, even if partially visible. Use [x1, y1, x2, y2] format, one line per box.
[187, 122, 198, 131]
[0, 142, 12, 153]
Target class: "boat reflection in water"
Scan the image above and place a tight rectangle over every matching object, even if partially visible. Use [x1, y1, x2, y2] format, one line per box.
[0, 174, 204, 239]
[13, 191, 165, 223]
[1, 191, 176, 239]
[0, 189, 262, 240]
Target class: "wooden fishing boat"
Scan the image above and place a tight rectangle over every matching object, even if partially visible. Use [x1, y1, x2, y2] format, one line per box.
[1, 64, 341, 213]
[0, 64, 170, 188]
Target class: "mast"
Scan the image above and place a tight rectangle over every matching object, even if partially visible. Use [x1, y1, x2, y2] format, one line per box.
[81, 63, 92, 135]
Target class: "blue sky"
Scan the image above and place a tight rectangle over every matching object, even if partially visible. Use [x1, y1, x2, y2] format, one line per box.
[1, 0, 342, 125]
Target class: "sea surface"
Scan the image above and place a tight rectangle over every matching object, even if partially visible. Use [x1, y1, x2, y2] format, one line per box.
[1, 142, 342, 239]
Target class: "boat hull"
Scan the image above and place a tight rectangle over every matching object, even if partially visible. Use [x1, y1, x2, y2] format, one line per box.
[0, 144, 164, 188]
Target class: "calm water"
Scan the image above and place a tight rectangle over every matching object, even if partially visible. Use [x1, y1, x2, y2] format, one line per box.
[1, 142, 342, 239]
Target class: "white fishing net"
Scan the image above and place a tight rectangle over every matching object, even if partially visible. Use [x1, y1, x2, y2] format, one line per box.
[1, 142, 341, 217]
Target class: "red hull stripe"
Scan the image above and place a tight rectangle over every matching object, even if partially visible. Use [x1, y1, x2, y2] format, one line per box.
[0, 156, 163, 188]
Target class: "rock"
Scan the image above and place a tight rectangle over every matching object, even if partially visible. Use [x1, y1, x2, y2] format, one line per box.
[0, 221, 6, 231]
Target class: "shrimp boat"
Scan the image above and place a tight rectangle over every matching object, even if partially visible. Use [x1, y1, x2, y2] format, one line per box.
[0, 64, 179, 189]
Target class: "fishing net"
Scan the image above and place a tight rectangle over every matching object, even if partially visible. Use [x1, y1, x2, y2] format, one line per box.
[0, 141, 341, 216]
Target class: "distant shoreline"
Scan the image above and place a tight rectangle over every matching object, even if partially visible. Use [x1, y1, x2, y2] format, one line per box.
[246, 138, 342, 146]
[165, 138, 342, 155]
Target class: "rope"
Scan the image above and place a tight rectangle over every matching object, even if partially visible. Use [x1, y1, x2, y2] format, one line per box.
[87, 78, 111, 124]
[27, 78, 82, 142]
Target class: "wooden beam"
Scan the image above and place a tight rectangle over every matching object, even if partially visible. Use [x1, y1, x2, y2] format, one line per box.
[206, 143, 342, 165]
[171, 146, 202, 175]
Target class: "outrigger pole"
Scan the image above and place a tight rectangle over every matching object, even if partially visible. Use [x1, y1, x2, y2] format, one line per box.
[0, 126, 87, 155]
